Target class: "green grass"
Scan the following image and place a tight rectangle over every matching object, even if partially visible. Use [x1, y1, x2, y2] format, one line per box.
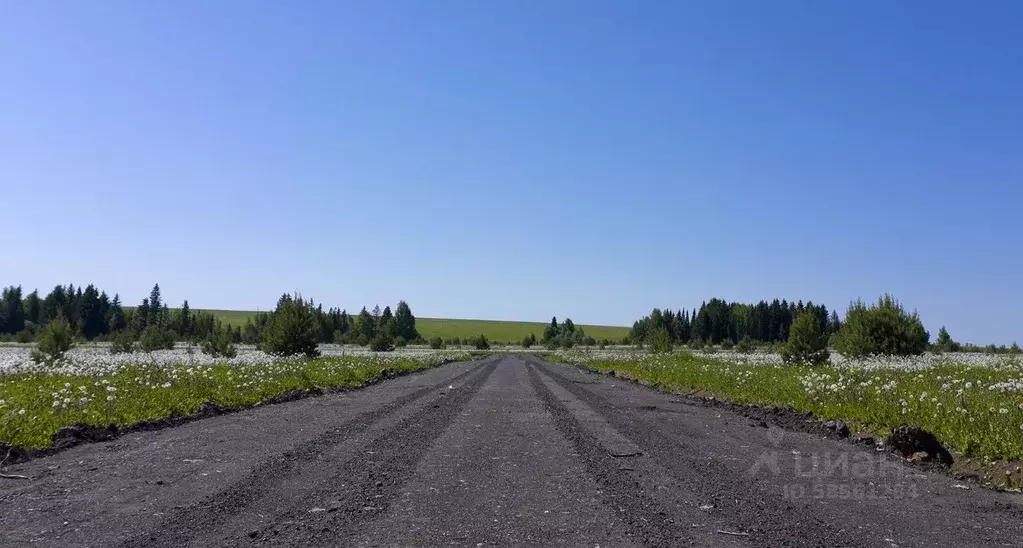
[556, 351, 1023, 462]
[0, 353, 466, 450]
[414, 317, 628, 343]
[193, 309, 629, 343]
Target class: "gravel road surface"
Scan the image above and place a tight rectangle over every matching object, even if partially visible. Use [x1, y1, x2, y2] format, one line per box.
[2, 355, 1021, 547]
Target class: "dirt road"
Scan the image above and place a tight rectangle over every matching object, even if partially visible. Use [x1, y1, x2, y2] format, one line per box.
[2, 355, 1021, 547]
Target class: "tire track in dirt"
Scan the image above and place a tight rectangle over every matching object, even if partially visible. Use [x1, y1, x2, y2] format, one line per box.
[528, 358, 872, 547]
[212, 358, 499, 547]
[525, 364, 727, 547]
[119, 358, 497, 548]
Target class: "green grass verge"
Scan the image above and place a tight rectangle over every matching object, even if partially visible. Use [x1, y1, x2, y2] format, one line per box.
[0, 354, 466, 450]
[556, 351, 1023, 461]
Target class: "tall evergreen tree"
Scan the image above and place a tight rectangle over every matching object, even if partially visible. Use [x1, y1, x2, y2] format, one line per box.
[108, 294, 126, 332]
[543, 317, 559, 342]
[177, 300, 191, 337]
[135, 298, 150, 333]
[378, 306, 396, 339]
[148, 284, 165, 327]
[79, 284, 105, 339]
[356, 306, 376, 341]
[0, 286, 25, 334]
[393, 301, 418, 341]
[23, 289, 41, 326]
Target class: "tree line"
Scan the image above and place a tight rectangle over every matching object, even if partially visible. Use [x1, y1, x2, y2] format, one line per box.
[0, 283, 423, 355]
[630, 298, 840, 347]
[630, 294, 1019, 360]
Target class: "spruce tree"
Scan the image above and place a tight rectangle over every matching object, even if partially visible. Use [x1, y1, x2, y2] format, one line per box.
[394, 301, 418, 341]
[23, 289, 40, 326]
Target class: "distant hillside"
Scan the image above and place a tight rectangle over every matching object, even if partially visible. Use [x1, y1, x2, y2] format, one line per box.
[194, 309, 629, 343]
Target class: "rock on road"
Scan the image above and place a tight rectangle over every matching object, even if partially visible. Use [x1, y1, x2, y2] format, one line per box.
[2, 356, 1021, 547]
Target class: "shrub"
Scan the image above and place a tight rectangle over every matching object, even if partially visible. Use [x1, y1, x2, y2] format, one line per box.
[688, 339, 705, 351]
[394, 337, 407, 348]
[369, 334, 394, 352]
[30, 313, 75, 364]
[1010, 342, 1021, 355]
[720, 339, 734, 350]
[429, 337, 445, 349]
[469, 334, 490, 350]
[260, 294, 321, 358]
[520, 335, 533, 349]
[832, 295, 929, 358]
[201, 324, 237, 359]
[648, 328, 673, 354]
[781, 312, 830, 365]
[355, 334, 369, 346]
[583, 336, 597, 346]
[736, 336, 755, 354]
[138, 325, 176, 352]
[15, 329, 34, 344]
[109, 330, 136, 354]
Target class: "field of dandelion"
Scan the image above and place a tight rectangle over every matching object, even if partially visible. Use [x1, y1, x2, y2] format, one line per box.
[0, 344, 475, 450]
[555, 348, 1023, 463]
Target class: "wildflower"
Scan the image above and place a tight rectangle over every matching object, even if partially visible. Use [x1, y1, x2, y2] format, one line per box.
[106, 395, 114, 402]
[18, 409, 25, 415]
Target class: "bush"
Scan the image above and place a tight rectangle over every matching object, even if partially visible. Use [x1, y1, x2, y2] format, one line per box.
[648, 328, 673, 354]
[260, 294, 321, 358]
[469, 334, 490, 350]
[781, 312, 830, 365]
[138, 325, 176, 352]
[720, 339, 734, 350]
[369, 334, 394, 352]
[429, 337, 445, 349]
[30, 313, 75, 364]
[736, 336, 755, 354]
[583, 336, 597, 346]
[201, 325, 237, 359]
[520, 335, 533, 348]
[15, 329, 34, 344]
[688, 339, 705, 351]
[394, 337, 407, 348]
[832, 295, 929, 358]
[1010, 342, 1021, 355]
[109, 330, 136, 354]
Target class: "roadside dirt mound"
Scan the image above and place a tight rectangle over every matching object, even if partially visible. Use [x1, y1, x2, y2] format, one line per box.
[888, 425, 954, 466]
[52, 423, 119, 449]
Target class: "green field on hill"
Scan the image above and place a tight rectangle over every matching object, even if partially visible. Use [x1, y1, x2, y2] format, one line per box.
[197, 309, 629, 343]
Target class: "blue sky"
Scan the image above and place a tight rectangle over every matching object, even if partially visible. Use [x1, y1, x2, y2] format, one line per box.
[2, 1, 1021, 343]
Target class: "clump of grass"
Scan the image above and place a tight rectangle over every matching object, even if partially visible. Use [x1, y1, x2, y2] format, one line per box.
[557, 352, 1023, 461]
[0, 353, 466, 449]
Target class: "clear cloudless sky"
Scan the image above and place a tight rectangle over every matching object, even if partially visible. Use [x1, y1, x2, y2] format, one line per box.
[2, 1, 1021, 343]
